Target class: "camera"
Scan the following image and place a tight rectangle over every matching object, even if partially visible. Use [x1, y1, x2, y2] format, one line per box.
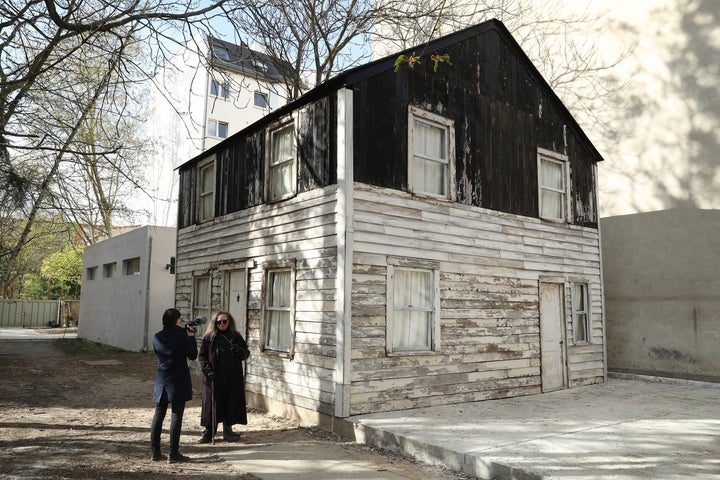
[184, 316, 206, 334]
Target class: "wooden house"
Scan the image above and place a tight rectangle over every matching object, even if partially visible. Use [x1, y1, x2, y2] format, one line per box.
[175, 19, 606, 423]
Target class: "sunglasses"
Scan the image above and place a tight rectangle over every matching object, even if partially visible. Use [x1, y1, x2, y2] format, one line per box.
[216, 319, 229, 325]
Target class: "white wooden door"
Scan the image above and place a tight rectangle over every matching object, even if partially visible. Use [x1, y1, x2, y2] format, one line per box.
[539, 282, 566, 392]
[225, 270, 248, 338]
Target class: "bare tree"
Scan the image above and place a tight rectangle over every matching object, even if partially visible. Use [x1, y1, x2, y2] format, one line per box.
[0, 0, 233, 297]
[230, 0, 629, 157]
[228, 0, 379, 100]
[374, 0, 631, 151]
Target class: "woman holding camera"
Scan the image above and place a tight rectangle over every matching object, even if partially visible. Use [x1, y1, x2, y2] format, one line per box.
[198, 311, 250, 443]
[150, 308, 197, 463]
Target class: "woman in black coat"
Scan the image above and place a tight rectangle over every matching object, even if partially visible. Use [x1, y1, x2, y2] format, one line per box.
[150, 308, 198, 463]
[198, 311, 249, 443]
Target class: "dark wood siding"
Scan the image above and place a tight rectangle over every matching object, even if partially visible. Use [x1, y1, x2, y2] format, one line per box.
[298, 96, 336, 191]
[352, 28, 600, 227]
[178, 97, 336, 226]
[178, 167, 196, 229]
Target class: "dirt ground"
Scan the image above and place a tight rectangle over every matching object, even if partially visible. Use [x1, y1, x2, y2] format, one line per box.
[0, 331, 468, 480]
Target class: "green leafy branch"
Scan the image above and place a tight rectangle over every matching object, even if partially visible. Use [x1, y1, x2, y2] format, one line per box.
[393, 52, 422, 72]
[430, 53, 452, 72]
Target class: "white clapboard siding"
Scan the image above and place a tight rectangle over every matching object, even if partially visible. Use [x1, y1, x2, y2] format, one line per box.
[348, 184, 603, 414]
[177, 186, 341, 416]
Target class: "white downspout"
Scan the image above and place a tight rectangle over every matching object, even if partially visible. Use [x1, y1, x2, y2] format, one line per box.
[334, 88, 354, 418]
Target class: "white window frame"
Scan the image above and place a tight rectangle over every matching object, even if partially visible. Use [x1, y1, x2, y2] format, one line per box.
[197, 157, 215, 223]
[210, 79, 229, 99]
[261, 261, 296, 356]
[193, 275, 211, 321]
[386, 258, 441, 355]
[571, 282, 590, 344]
[207, 119, 228, 139]
[538, 148, 571, 222]
[266, 119, 297, 202]
[408, 106, 455, 201]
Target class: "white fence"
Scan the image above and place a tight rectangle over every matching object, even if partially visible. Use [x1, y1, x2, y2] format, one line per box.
[0, 299, 61, 328]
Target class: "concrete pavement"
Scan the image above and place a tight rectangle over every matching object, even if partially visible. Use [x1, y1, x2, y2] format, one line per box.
[223, 376, 720, 480]
[347, 375, 720, 479]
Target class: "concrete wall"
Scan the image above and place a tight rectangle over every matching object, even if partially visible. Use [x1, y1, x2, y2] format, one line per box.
[78, 226, 177, 352]
[601, 209, 720, 381]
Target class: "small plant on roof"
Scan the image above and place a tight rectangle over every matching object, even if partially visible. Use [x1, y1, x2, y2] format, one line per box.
[430, 53, 452, 72]
[394, 52, 421, 72]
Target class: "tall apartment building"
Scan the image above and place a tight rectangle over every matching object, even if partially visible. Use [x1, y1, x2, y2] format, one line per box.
[141, 32, 293, 226]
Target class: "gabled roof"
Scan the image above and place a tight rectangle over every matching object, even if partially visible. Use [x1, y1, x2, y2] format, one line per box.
[181, 19, 603, 169]
[208, 36, 293, 84]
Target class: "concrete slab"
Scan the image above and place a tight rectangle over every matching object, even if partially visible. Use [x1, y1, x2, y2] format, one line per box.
[348, 375, 720, 479]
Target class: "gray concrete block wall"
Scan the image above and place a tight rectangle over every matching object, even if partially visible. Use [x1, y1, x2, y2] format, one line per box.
[601, 208, 720, 382]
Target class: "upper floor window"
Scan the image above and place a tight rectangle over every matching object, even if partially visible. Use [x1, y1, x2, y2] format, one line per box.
[210, 79, 230, 99]
[253, 59, 268, 73]
[198, 159, 215, 223]
[86, 266, 97, 281]
[538, 149, 570, 222]
[386, 258, 441, 354]
[408, 107, 455, 200]
[572, 283, 590, 343]
[262, 262, 295, 355]
[208, 119, 228, 139]
[214, 47, 231, 61]
[254, 92, 269, 109]
[267, 121, 296, 202]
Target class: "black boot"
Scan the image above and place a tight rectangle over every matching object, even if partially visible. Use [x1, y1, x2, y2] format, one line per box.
[151, 447, 164, 461]
[168, 451, 191, 463]
[223, 423, 239, 442]
[198, 428, 212, 444]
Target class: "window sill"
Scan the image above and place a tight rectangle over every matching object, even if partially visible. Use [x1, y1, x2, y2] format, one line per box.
[386, 350, 441, 357]
[262, 349, 293, 359]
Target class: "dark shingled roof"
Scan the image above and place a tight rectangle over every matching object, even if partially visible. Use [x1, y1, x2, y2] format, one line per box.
[208, 36, 294, 84]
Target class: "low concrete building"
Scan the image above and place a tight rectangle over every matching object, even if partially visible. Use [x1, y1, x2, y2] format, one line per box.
[78, 226, 177, 352]
[601, 208, 720, 382]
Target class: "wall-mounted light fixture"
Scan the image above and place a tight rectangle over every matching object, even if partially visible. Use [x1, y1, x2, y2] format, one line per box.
[165, 256, 176, 274]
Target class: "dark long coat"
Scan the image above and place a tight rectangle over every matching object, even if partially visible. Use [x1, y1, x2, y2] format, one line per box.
[198, 331, 248, 428]
[152, 325, 198, 404]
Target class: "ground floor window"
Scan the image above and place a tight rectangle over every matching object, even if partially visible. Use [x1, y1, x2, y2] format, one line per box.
[193, 276, 210, 321]
[572, 282, 590, 343]
[262, 261, 295, 354]
[386, 258, 440, 354]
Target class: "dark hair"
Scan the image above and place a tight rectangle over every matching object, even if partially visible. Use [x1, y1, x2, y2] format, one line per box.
[162, 308, 181, 327]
